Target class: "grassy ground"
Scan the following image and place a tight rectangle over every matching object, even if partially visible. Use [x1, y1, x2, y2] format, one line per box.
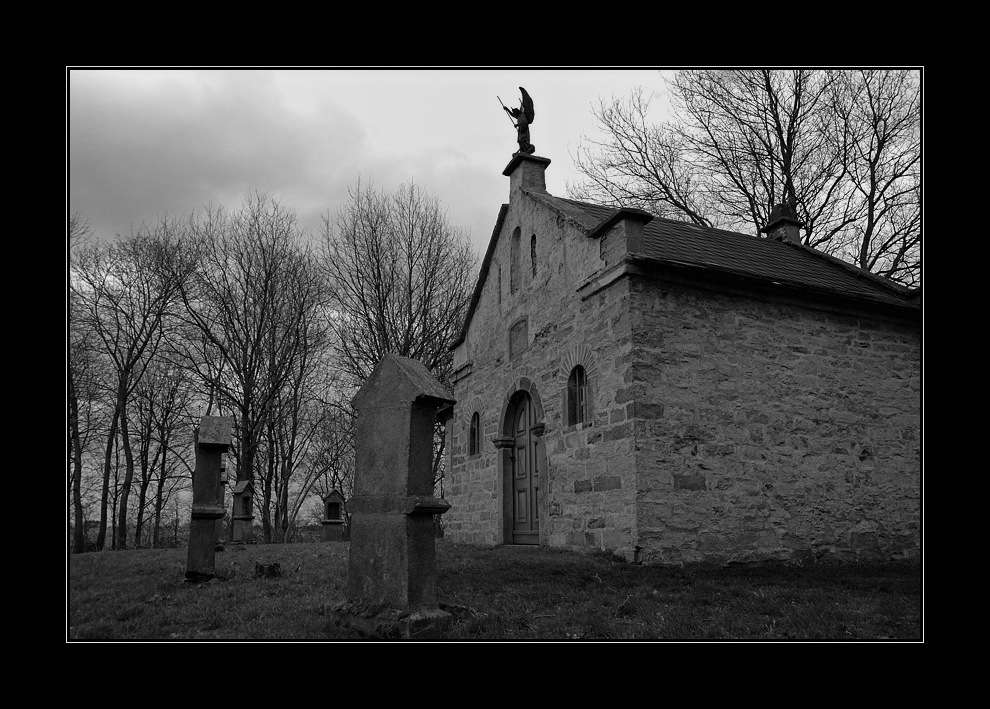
[67, 540, 922, 641]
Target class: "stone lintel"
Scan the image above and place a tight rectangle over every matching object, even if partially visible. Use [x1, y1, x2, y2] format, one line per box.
[348, 494, 451, 516]
[191, 504, 225, 520]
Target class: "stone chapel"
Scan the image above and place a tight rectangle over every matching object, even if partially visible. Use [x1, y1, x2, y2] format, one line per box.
[443, 152, 921, 566]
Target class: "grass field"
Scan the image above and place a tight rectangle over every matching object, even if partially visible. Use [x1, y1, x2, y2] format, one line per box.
[67, 540, 922, 641]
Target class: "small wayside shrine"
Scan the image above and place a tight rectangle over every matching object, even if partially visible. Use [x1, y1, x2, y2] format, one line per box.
[230, 479, 255, 543]
[321, 489, 347, 542]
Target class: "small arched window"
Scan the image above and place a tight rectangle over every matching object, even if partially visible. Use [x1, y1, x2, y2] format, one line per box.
[530, 234, 537, 277]
[567, 366, 588, 426]
[469, 412, 481, 456]
[509, 318, 528, 359]
[510, 227, 521, 294]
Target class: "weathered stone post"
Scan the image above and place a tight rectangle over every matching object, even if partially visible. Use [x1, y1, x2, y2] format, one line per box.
[185, 416, 233, 581]
[332, 354, 455, 638]
[215, 455, 228, 548]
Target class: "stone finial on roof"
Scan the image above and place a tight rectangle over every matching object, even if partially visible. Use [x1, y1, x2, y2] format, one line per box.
[760, 202, 805, 245]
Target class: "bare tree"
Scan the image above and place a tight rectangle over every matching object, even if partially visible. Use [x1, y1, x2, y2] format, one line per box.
[128, 355, 196, 548]
[320, 180, 476, 386]
[263, 388, 354, 542]
[571, 69, 921, 287]
[319, 180, 477, 498]
[826, 69, 921, 283]
[69, 289, 107, 553]
[174, 193, 329, 542]
[69, 213, 100, 553]
[69, 212, 94, 252]
[571, 88, 714, 226]
[71, 218, 195, 550]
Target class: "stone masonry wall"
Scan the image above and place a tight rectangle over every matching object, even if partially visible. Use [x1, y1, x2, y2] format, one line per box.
[446, 191, 638, 559]
[628, 277, 921, 565]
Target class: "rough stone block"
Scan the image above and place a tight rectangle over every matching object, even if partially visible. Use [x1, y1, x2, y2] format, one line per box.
[198, 416, 233, 446]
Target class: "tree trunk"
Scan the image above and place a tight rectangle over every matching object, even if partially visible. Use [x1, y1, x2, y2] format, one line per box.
[96, 401, 122, 551]
[115, 400, 136, 550]
[134, 459, 153, 548]
[151, 421, 169, 548]
[69, 374, 86, 554]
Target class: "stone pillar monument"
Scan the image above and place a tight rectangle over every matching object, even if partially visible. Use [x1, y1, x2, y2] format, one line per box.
[185, 416, 233, 582]
[332, 354, 455, 638]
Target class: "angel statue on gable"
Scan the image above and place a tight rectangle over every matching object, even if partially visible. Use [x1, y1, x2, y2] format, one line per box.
[500, 87, 535, 154]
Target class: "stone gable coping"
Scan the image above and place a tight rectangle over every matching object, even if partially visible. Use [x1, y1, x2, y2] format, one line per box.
[520, 189, 599, 233]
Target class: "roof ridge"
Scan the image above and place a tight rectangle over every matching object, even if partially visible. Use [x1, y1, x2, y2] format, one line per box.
[557, 195, 912, 298]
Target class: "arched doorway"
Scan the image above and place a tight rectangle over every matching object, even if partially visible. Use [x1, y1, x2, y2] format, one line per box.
[507, 392, 539, 544]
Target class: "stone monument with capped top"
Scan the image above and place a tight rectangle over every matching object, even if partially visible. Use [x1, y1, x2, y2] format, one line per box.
[330, 354, 455, 638]
[185, 416, 233, 581]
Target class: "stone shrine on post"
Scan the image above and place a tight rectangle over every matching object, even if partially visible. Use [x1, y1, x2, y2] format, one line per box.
[231, 480, 254, 543]
[321, 489, 346, 542]
[333, 354, 455, 637]
[185, 416, 233, 581]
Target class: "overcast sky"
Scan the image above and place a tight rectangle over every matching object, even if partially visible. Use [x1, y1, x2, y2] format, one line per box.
[67, 67, 675, 260]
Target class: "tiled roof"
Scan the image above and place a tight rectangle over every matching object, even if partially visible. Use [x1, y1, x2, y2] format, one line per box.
[548, 196, 917, 310]
[451, 192, 918, 350]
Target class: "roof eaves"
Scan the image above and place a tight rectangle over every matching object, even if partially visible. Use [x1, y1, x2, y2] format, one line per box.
[450, 204, 509, 349]
[628, 253, 920, 313]
[785, 240, 915, 297]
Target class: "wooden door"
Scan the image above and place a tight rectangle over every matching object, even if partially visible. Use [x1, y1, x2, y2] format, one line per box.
[511, 393, 539, 544]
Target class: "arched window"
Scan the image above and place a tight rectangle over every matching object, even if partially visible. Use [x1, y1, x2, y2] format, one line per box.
[469, 412, 481, 456]
[510, 227, 521, 294]
[530, 234, 537, 276]
[509, 318, 528, 359]
[567, 366, 588, 426]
